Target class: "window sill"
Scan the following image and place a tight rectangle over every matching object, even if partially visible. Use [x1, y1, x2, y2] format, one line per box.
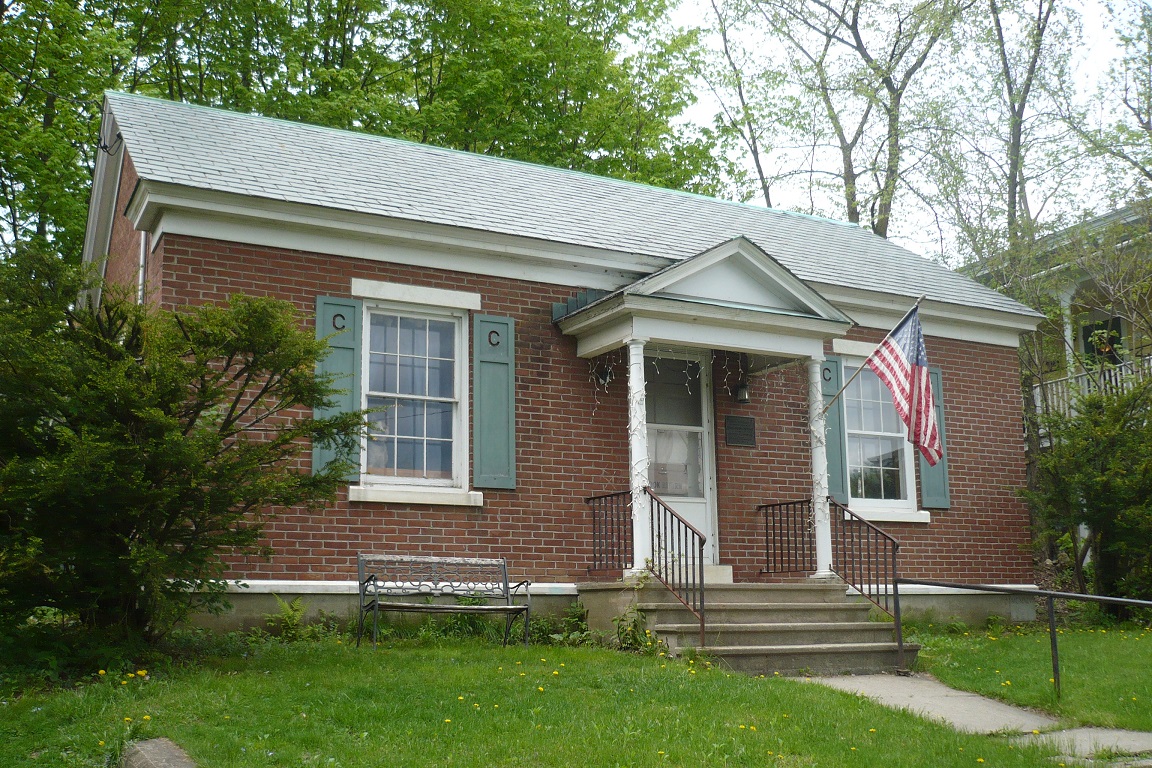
[349, 486, 484, 506]
[847, 507, 932, 524]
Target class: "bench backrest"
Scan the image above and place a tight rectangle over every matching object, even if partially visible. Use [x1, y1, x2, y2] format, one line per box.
[358, 554, 512, 601]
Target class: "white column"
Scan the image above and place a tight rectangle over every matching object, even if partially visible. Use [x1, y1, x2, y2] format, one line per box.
[1059, 286, 1077, 372]
[808, 357, 834, 578]
[627, 338, 652, 573]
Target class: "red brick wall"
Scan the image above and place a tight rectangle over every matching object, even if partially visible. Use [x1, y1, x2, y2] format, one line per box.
[822, 328, 1033, 585]
[120, 231, 1032, 586]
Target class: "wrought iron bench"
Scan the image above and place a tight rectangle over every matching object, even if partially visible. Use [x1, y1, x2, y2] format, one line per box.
[356, 554, 531, 647]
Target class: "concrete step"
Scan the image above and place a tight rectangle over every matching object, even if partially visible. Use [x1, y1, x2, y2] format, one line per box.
[639, 601, 872, 625]
[706, 642, 920, 676]
[656, 621, 899, 650]
[638, 581, 850, 606]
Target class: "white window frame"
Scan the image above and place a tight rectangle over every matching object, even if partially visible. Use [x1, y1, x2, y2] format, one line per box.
[347, 279, 482, 507]
[842, 356, 930, 524]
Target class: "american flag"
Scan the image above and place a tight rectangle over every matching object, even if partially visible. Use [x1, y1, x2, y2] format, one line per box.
[865, 306, 943, 466]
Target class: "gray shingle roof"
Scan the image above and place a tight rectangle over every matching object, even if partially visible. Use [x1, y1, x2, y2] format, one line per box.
[105, 91, 1038, 318]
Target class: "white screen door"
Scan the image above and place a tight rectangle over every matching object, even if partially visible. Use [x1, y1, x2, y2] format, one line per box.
[645, 356, 718, 563]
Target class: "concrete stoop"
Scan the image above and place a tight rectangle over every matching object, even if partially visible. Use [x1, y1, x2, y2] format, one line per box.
[642, 581, 917, 676]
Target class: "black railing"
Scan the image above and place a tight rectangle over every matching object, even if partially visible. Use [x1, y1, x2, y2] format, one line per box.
[646, 487, 706, 648]
[760, 498, 901, 615]
[762, 498, 816, 573]
[829, 499, 901, 615]
[587, 490, 633, 572]
[896, 579, 1152, 695]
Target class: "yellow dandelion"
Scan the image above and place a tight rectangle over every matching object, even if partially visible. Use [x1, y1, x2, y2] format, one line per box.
[124, 717, 132, 723]
[553, 670, 559, 676]
[458, 696, 464, 700]
[560, 663, 565, 667]
[98, 740, 105, 747]
[739, 725, 746, 729]
[750, 726, 756, 731]
[142, 715, 151, 721]
[224, 716, 230, 720]
[850, 747, 856, 751]
[494, 704, 499, 708]
[444, 719, 451, 723]
[473, 704, 479, 708]
[540, 658, 546, 662]
[120, 681, 127, 686]
[136, 670, 147, 676]
[1032, 730, 1039, 735]
[869, 728, 876, 733]
[127, 673, 135, 678]
[977, 760, 985, 764]
[98, 670, 106, 676]
[538, 686, 544, 692]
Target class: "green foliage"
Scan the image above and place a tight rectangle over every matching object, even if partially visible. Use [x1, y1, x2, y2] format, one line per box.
[1, 0, 724, 266]
[1026, 379, 1152, 606]
[0, 0, 124, 263]
[0, 250, 362, 643]
[2, 639, 1071, 767]
[266, 595, 309, 642]
[912, 621, 1152, 730]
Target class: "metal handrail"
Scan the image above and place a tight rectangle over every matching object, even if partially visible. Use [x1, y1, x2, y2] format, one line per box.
[645, 487, 707, 648]
[829, 499, 901, 616]
[761, 499, 816, 573]
[760, 498, 901, 615]
[895, 578, 1152, 695]
[586, 490, 632, 572]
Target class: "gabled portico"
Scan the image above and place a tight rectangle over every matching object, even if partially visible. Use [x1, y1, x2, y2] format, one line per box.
[556, 236, 854, 578]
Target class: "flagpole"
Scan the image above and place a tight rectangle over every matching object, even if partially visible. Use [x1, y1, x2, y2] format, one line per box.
[819, 295, 926, 418]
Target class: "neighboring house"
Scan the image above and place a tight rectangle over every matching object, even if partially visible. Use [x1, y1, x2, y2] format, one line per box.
[83, 92, 1043, 627]
[1027, 204, 1152, 417]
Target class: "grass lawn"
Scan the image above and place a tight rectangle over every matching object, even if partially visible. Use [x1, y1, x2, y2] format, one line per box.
[911, 621, 1152, 731]
[2, 638, 1068, 768]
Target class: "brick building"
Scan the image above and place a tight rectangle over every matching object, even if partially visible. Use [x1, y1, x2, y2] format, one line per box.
[83, 93, 1042, 624]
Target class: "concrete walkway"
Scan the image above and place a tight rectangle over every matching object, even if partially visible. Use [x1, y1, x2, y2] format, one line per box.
[809, 673, 1152, 765]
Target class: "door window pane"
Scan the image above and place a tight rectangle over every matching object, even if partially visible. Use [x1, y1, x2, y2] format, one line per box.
[645, 359, 702, 426]
[647, 428, 703, 497]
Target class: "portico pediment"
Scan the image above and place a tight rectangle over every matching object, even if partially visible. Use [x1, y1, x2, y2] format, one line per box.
[556, 237, 854, 359]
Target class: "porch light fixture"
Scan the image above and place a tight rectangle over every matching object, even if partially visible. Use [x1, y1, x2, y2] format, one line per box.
[734, 379, 751, 404]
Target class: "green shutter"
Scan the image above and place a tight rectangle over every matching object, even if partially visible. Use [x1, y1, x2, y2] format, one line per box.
[473, 315, 516, 489]
[313, 296, 362, 482]
[822, 357, 849, 505]
[919, 367, 950, 509]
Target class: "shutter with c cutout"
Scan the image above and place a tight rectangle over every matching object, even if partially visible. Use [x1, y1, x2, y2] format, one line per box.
[313, 296, 362, 482]
[473, 315, 516, 489]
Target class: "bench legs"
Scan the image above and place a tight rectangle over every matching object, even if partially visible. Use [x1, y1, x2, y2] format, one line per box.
[355, 601, 381, 649]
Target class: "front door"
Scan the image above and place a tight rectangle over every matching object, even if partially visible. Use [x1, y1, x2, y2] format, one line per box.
[645, 355, 719, 563]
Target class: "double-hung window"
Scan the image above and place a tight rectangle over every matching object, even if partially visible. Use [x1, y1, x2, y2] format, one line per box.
[364, 307, 464, 487]
[843, 364, 914, 509]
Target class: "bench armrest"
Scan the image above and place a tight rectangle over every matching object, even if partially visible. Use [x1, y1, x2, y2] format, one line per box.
[509, 579, 531, 596]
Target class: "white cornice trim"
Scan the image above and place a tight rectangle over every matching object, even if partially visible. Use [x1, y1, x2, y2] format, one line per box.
[128, 182, 662, 291]
[814, 284, 1040, 348]
[81, 106, 125, 282]
[120, 180, 1041, 345]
